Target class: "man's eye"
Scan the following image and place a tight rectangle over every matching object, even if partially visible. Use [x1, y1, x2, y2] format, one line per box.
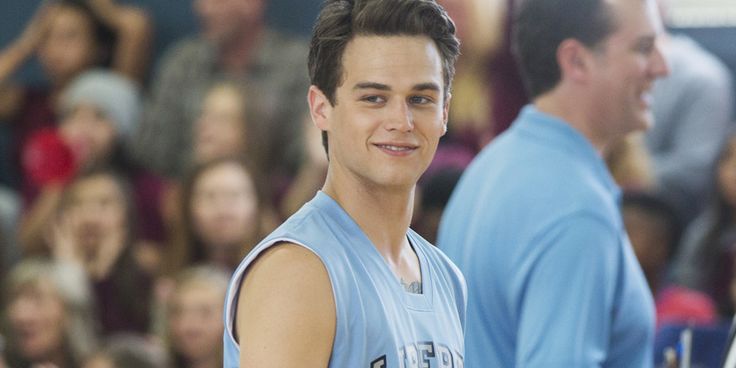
[409, 96, 431, 105]
[636, 42, 655, 55]
[362, 95, 385, 103]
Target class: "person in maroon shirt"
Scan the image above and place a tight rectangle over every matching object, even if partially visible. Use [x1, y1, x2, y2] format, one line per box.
[19, 70, 166, 264]
[50, 168, 153, 335]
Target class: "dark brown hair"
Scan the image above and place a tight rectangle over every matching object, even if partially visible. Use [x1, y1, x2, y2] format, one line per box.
[308, 0, 460, 153]
[513, 0, 616, 99]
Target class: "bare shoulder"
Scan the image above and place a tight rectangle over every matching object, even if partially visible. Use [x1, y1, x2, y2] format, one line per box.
[236, 242, 336, 367]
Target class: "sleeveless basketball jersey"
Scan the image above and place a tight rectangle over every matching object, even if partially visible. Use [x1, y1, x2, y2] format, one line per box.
[223, 191, 466, 367]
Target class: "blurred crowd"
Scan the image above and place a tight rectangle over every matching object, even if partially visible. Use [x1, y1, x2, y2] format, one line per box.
[0, 0, 734, 367]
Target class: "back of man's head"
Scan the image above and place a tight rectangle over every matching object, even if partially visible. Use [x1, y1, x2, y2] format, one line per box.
[513, 0, 616, 99]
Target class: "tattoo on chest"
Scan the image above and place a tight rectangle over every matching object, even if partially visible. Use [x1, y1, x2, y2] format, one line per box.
[401, 278, 422, 294]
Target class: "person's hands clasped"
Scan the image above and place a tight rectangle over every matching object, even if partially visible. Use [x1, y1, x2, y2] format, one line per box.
[50, 206, 126, 280]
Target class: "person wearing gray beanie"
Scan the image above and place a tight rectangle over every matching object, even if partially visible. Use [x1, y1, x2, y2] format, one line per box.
[60, 69, 141, 141]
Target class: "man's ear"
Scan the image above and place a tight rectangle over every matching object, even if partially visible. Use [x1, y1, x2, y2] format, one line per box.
[308, 85, 331, 132]
[557, 39, 593, 84]
[442, 93, 451, 136]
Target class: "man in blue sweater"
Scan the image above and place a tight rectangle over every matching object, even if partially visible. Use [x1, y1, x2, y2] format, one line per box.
[438, 0, 669, 366]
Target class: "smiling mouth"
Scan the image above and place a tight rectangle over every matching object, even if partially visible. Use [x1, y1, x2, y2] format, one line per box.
[374, 144, 418, 152]
[377, 144, 414, 152]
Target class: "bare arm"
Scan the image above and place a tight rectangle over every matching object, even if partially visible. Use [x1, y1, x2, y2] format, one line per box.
[87, 0, 152, 82]
[0, 3, 57, 83]
[0, 2, 58, 120]
[236, 243, 336, 367]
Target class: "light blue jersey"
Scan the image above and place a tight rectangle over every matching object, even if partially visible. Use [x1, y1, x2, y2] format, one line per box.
[224, 191, 466, 367]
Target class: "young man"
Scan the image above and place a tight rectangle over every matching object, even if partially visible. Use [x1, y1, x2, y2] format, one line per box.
[438, 0, 669, 366]
[223, 1, 465, 367]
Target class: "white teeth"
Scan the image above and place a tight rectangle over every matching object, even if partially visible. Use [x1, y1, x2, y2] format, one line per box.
[378, 144, 412, 151]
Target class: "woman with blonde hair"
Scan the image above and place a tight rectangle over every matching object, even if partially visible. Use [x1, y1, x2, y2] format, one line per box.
[1, 258, 98, 367]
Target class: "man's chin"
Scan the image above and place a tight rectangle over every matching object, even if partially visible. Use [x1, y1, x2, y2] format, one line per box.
[635, 111, 655, 132]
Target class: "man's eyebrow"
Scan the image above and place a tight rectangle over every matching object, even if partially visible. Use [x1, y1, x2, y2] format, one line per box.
[352, 82, 441, 92]
[636, 34, 656, 45]
[413, 82, 440, 92]
[353, 82, 390, 91]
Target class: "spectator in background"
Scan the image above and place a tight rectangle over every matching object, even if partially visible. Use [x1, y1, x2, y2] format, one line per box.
[134, 0, 309, 179]
[0, 0, 151, 188]
[1, 258, 98, 368]
[671, 133, 736, 317]
[623, 191, 682, 294]
[192, 80, 251, 167]
[278, 114, 328, 218]
[83, 334, 168, 368]
[413, 167, 464, 244]
[163, 266, 228, 368]
[190, 78, 279, 181]
[49, 169, 153, 335]
[487, 0, 529, 137]
[165, 158, 273, 275]
[18, 70, 166, 259]
[646, 0, 735, 222]
[606, 133, 658, 191]
[437, 0, 504, 150]
[438, 0, 669, 365]
[622, 191, 719, 328]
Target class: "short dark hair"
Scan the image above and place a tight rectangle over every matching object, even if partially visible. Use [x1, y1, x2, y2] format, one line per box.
[308, 0, 459, 154]
[513, 0, 616, 99]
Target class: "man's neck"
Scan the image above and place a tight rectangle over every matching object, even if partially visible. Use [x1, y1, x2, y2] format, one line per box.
[216, 24, 264, 73]
[534, 93, 610, 154]
[322, 173, 414, 263]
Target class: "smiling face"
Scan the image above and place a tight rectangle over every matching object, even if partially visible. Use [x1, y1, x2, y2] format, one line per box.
[7, 280, 66, 363]
[586, 0, 669, 138]
[310, 35, 449, 192]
